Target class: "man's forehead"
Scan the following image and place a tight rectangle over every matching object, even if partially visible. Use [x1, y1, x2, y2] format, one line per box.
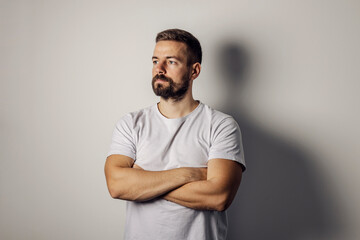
[153, 40, 188, 56]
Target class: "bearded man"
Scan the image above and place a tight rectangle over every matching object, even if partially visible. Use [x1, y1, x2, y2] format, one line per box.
[105, 29, 246, 240]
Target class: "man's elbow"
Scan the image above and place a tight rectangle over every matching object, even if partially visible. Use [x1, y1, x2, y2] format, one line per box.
[107, 182, 122, 199]
[109, 191, 120, 199]
[105, 167, 132, 200]
[212, 193, 234, 212]
[108, 186, 134, 200]
[213, 199, 227, 212]
[106, 178, 130, 200]
[107, 182, 146, 202]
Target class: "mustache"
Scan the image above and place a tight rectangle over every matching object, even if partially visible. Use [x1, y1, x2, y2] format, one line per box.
[152, 74, 172, 83]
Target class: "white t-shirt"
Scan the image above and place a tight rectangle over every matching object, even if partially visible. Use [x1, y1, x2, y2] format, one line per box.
[108, 102, 245, 240]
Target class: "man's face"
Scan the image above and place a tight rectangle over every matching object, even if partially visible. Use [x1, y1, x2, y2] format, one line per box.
[152, 40, 192, 101]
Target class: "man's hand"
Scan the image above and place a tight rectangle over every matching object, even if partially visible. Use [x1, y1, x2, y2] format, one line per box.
[163, 158, 243, 211]
[184, 167, 207, 183]
[132, 164, 143, 170]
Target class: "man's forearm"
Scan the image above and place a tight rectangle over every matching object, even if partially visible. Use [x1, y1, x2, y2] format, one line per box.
[107, 168, 195, 201]
[163, 159, 243, 211]
[163, 179, 229, 211]
[105, 156, 207, 202]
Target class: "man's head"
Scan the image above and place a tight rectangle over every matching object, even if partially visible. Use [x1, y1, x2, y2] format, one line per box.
[152, 29, 202, 101]
[156, 29, 202, 66]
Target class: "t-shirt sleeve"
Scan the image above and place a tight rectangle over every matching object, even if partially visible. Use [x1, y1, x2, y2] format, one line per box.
[208, 117, 246, 171]
[107, 115, 136, 160]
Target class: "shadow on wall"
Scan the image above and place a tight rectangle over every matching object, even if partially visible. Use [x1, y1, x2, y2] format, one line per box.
[217, 42, 342, 240]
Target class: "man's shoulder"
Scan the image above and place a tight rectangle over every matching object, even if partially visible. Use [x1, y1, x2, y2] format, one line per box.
[128, 104, 155, 118]
[116, 104, 156, 126]
[201, 103, 236, 125]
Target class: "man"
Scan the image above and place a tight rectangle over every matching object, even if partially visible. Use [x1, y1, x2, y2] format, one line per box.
[105, 29, 246, 240]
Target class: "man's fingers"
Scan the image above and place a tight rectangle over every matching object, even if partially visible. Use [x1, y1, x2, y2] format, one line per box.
[133, 164, 144, 170]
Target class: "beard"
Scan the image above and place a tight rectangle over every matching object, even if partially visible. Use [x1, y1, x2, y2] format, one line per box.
[152, 73, 190, 102]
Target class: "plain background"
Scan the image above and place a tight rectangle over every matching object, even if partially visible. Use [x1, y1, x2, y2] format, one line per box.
[1, 0, 359, 239]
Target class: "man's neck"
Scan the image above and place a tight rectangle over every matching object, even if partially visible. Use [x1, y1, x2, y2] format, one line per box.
[158, 94, 199, 119]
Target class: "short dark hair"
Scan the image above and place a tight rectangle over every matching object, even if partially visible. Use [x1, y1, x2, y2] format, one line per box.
[156, 29, 202, 65]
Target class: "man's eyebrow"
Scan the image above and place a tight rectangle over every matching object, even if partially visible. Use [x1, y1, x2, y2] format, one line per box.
[152, 56, 181, 60]
[166, 56, 180, 60]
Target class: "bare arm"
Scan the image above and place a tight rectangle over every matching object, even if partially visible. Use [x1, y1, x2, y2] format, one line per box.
[104, 154, 207, 202]
[163, 158, 243, 211]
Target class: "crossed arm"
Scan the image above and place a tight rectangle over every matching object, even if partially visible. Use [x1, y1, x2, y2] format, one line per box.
[104, 154, 242, 211]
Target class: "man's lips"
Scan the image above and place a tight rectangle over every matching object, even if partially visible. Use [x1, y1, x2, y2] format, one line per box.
[155, 78, 168, 83]
[153, 74, 172, 85]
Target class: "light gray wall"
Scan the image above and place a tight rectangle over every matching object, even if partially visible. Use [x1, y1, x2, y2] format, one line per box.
[1, 0, 359, 239]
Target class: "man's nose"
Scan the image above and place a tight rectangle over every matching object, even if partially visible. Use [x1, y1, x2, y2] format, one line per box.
[155, 62, 166, 74]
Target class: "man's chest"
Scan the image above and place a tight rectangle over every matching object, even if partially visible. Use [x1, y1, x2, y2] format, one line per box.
[133, 119, 211, 170]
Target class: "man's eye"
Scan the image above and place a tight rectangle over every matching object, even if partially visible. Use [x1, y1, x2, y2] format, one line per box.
[153, 60, 158, 64]
[169, 60, 176, 64]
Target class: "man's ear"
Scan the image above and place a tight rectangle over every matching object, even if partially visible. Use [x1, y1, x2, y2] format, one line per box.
[190, 63, 201, 81]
